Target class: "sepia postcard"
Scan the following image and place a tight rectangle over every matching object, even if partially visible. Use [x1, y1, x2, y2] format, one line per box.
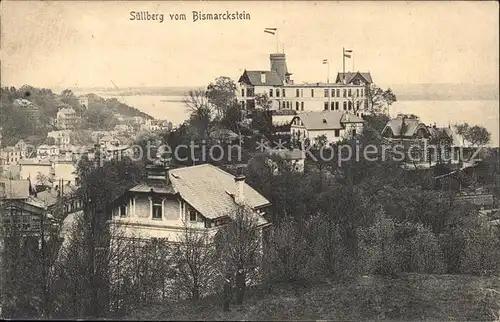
[0, 1, 499, 320]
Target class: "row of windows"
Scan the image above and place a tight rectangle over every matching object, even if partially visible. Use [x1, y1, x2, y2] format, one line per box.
[323, 101, 362, 111]
[279, 101, 305, 111]
[292, 128, 342, 138]
[116, 199, 211, 227]
[242, 87, 365, 99]
[324, 88, 364, 98]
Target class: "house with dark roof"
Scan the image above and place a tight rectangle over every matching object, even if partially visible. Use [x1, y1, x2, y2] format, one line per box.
[0, 179, 61, 239]
[381, 115, 470, 165]
[290, 111, 364, 144]
[335, 72, 373, 85]
[381, 114, 430, 139]
[56, 106, 80, 130]
[109, 164, 271, 242]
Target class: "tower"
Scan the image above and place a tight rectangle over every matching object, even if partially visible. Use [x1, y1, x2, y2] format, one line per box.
[270, 53, 292, 84]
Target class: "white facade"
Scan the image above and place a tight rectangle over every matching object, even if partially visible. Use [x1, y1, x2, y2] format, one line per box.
[290, 112, 365, 144]
[110, 195, 217, 242]
[238, 83, 367, 113]
[19, 160, 53, 184]
[53, 161, 77, 186]
[36, 145, 60, 159]
[109, 164, 271, 243]
[237, 53, 369, 115]
[0, 147, 22, 165]
[292, 124, 364, 144]
[47, 130, 72, 147]
[78, 96, 89, 109]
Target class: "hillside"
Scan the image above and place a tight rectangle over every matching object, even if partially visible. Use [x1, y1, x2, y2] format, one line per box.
[127, 274, 500, 321]
[72, 86, 199, 97]
[84, 93, 154, 119]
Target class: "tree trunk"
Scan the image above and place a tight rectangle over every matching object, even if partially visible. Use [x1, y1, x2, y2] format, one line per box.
[223, 274, 231, 311]
[235, 269, 246, 305]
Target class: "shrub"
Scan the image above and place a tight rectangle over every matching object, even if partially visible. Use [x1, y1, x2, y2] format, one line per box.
[395, 222, 445, 274]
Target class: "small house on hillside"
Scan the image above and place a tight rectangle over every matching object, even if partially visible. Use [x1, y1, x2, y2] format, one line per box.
[109, 163, 271, 242]
[290, 110, 364, 144]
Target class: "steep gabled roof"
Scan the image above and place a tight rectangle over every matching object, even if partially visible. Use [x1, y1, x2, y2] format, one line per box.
[238, 70, 283, 86]
[336, 72, 373, 84]
[381, 117, 430, 138]
[123, 164, 270, 220]
[292, 111, 364, 131]
[169, 164, 270, 219]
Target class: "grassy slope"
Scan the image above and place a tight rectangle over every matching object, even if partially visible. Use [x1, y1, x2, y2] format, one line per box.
[127, 274, 500, 321]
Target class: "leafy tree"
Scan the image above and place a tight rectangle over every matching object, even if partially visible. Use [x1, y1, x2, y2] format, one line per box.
[465, 125, 491, 146]
[220, 101, 243, 134]
[254, 93, 272, 110]
[45, 136, 56, 146]
[60, 89, 82, 113]
[366, 84, 397, 114]
[263, 220, 311, 282]
[363, 113, 390, 135]
[206, 76, 237, 120]
[251, 110, 272, 137]
[454, 123, 491, 146]
[82, 104, 117, 131]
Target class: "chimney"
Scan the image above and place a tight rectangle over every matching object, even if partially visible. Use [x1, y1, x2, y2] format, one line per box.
[260, 72, 266, 84]
[270, 53, 288, 82]
[234, 166, 246, 205]
[401, 115, 407, 136]
[164, 165, 170, 185]
[146, 163, 170, 185]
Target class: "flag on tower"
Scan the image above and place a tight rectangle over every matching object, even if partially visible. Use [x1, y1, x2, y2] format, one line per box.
[264, 28, 277, 35]
[322, 59, 328, 64]
[344, 49, 353, 58]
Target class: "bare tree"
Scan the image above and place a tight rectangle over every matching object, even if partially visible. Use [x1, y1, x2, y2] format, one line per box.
[216, 206, 261, 305]
[36, 172, 53, 188]
[171, 223, 218, 301]
[183, 89, 215, 138]
[348, 91, 365, 115]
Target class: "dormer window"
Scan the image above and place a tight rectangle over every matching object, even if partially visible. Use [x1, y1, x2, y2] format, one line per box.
[152, 198, 163, 219]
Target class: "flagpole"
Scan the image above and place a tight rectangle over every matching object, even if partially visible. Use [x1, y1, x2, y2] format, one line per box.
[342, 47, 345, 83]
[276, 29, 279, 53]
[327, 61, 330, 84]
[352, 51, 355, 71]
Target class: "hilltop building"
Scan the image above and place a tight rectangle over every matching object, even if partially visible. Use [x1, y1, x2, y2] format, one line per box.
[237, 53, 371, 116]
[77, 95, 89, 109]
[56, 106, 80, 130]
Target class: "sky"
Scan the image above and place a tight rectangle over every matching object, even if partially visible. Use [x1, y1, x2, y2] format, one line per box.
[1, 1, 499, 89]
